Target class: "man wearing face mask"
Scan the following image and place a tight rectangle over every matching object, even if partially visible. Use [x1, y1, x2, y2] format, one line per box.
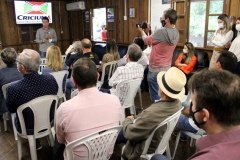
[209, 14, 233, 69]
[138, 8, 179, 103]
[188, 70, 240, 159]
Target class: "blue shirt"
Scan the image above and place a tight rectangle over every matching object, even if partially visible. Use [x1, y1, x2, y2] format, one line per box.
[6, 72, 58, 129]
[0, 64, 22, 115]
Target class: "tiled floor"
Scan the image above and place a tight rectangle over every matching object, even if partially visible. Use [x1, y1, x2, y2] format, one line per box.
[0, 91, 195, 160]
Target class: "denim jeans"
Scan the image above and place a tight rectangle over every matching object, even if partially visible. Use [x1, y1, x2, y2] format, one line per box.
[39, 51, 46, 58]
[115, 129, 127, 144]
[66, 78, 76, 98]
[177, 101, 198, 138]
[151, 154, 169, 160]
[147, 71, 160, 103]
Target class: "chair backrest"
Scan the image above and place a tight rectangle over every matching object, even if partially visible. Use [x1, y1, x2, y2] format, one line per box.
[50, 70, 69, 98]
[16, 95, 58, 137]
[100, 61, 118, 83]
[38, 64, 47, 74]
[2, 80, 19, 99]
[62, 55, 67, 63]
[66, 126, 121, 160]
[141, 107, 183, 155]
[116, 77, 142, 107]
[40, 58, 47, 64]
[71, 89, 79, 99]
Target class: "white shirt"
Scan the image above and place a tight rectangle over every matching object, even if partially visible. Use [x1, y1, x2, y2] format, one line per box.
[229, 34, 240, 61]
[109, 62, 144, 104]
[65, 44, 74, 55]
[212, 30, 233, 48]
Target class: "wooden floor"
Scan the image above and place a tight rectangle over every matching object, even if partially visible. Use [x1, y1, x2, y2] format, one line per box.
[0, 91, 195, 160]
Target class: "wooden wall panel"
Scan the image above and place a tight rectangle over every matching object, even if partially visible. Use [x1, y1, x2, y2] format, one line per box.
[69, 0, 149, 45]
[0, 0, 69, 54]
[229, 0, 240, 20]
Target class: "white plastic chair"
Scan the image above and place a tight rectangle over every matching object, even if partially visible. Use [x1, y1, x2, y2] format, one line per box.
[38, 64, 46, 74]
[17, 95, 58, 160]
[116, 78, 143, 124]
[66, 126, 122, 160]
[71, 89, 79, 99]
[172, 129, 206, 159]
[121, 107, 183, 160]
[40, 58, 47, 64]
[97, 61, 117, 88]
[62, 55, 66, 63]
[50, 70, 69, 102]
[2, 80, 19, 140]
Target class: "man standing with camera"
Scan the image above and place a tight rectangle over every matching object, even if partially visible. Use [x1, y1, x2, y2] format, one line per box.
[138, 8, 179, 103]
[36, 17, 57, 58]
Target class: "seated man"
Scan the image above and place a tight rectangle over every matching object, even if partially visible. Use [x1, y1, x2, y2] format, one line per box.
[0, 48, 22, 117]
[65, 38, 100, 98]
[65, 41, 82, 68]
[6, 49, 58, 149]
[176, 51, 238, 141]
[116, 67, 186, 160]
[56, 57, 121, 160]
[108, 43, 144, 104]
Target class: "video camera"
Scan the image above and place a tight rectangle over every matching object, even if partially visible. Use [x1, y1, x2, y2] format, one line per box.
[136, 21, 148, 29]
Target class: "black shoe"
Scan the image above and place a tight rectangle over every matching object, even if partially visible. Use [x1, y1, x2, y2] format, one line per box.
[36, 140, 42, 150]
[173, 132, 187, 142]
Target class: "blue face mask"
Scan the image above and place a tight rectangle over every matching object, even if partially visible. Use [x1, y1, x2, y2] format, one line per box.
[190, 102, 205, 128]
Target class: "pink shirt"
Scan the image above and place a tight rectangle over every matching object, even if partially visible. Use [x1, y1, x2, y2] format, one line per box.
[56, 87, 122, 160]
[145, 36, 176, 70]
[188, 127, 240, 160]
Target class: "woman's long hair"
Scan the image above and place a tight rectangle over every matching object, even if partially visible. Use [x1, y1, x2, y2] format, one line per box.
[46, 45, 63, 71]
[106, 38, 120, 60]
[182, 42, 195, 64]
[217, 14, 232, 35]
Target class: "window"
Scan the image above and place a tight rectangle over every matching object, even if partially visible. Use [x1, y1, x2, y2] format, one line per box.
[188, 0, 224, 48]
[172, 0, 228, 49]
[20, 24, 42, 42]
[90, 7, 115, 42]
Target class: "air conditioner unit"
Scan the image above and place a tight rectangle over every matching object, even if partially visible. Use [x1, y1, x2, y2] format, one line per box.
[66, 1, 85, 11]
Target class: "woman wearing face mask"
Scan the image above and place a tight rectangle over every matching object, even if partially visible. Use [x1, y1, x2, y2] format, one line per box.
[174, 42, 197, 74]
[229, 17, 240, 61]
[210, 14, 233, 68]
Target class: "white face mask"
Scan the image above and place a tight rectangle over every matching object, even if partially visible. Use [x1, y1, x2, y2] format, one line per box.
[218, 23, 224, 29]
[236, 24, 240, 31]
[183, 49, 188, 54]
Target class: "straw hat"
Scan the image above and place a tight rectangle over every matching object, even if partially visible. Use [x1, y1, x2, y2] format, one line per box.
[157, 67, 186, 99]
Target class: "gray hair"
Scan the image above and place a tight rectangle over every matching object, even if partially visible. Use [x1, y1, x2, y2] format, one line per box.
[127, 43, 142, 62]
[19, 49, 40, 72]
[0, 47, 18, 65]
[73, 41, 82, 52]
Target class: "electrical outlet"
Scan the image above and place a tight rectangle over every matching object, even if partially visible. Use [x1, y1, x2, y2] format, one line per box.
[124, 16, 127, 20]
[61, 31, 63, 34]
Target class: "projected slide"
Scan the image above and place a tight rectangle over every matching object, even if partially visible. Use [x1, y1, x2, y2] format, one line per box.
[14, 1, 52, 24]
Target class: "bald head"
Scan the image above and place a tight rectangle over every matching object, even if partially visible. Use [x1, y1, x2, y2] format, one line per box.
[18, 49, 41, 73]
[81, 38, 92, 54]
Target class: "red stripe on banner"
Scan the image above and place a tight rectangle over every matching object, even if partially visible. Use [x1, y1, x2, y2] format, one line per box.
[28, 11, 43, 14]
[27, 2, 45, 6]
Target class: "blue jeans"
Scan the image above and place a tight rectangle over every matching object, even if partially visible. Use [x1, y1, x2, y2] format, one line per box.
[66, 79, 76, 98]
[177, 102, 198, 138]
[116, 129, 127, 144]
[151, 154, 169, 160]
[147, 71, 160, 103]
[39, 51, 46, 58]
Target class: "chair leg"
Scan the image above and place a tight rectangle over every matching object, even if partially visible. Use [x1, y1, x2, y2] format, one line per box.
[172, 132, 181, 159]
[28, 136, 38, 160]
[11, 114, 18, 140]
[63, 95, 67, 102]
[138, 88, 143, 110]
[166, 142, 171, 159]
[190, 138, 195, 147]
[17, 135, 22, 160]
[48, 131, 55, 147]
[3, 112, 8, 131]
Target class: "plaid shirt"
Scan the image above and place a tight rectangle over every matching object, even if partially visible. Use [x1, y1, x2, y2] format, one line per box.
[109, 62, 144, 104]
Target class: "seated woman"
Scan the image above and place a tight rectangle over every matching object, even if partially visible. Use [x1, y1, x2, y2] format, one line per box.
[42, 45, 67, 92]
[98, 38, 120, 75]
[42, 45, 67, 74]
[174, 42, 197, 74]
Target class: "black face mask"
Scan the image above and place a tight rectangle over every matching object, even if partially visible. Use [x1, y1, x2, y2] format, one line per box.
[190, 102, 205, 128]
[161, 20, 166, 27]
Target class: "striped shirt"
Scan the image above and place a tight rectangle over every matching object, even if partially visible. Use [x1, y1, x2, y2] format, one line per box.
[109, 62, 144, 104]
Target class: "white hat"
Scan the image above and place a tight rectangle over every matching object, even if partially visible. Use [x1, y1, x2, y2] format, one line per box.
[157, 67, 186, 99]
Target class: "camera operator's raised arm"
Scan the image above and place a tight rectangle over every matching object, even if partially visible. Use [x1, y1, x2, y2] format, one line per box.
[138, 25, 148, 41]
